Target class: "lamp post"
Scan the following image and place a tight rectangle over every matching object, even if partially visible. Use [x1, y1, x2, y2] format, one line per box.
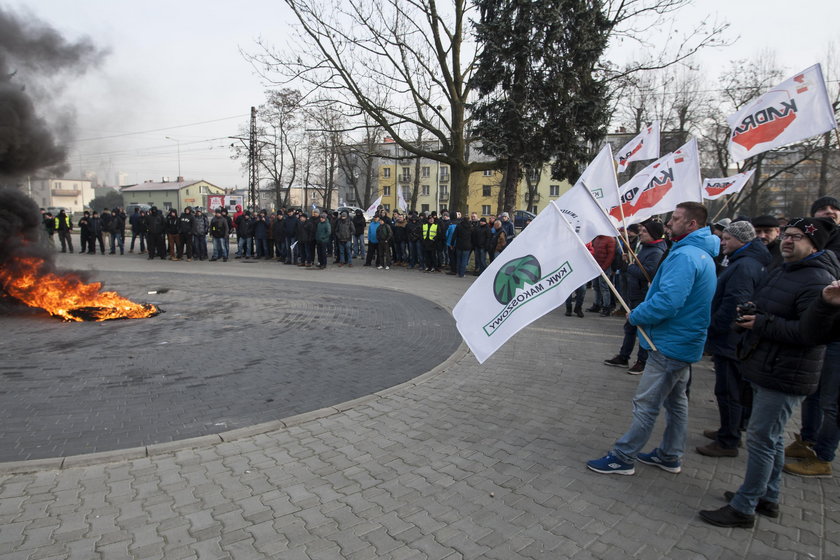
[165, 136, 181, 180]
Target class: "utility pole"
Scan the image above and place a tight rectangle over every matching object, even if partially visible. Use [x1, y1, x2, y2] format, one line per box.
[248, 106, 258, 210]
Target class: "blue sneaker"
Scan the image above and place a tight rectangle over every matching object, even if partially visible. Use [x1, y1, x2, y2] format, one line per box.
[586, 453, 635, 475]
[637, 449, 681, 473]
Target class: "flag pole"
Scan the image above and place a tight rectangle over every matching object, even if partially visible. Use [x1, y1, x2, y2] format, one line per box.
[710, 195, 734, 223]
[598, 268, 658, 352]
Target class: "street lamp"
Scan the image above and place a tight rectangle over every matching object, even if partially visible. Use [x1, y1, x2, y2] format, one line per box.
[165, 136, 181, 180]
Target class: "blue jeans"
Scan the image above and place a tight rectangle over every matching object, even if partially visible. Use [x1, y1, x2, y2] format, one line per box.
[212, 237, 228, 259]
[338, 241, 353, 264]
[597, 270, 613, 309]
[130, 232, 145, 252]
[474, 248, 487, 273]
[456, 249, 470, 277]
[730, 385, 803, 515]
[238, 236, 252, 257]
[612, 351, 691, 464]
[408, 240, 423, 268]
[255, 238, 269, 258]
[110, 232, 124, 254]
[285, 237, 297, 264]
[353, 234, 366, 257]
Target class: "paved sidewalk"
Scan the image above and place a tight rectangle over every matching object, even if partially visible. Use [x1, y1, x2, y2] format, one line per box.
[1, 255, 838, 559]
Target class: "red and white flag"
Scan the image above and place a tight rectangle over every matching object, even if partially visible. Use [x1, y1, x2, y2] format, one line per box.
[728, 64, 838, 162]
[702, 169, 756, 201]
[573, 144, 620, 212]
[615, 120, 660, 172]
[606, 138, 702, 226]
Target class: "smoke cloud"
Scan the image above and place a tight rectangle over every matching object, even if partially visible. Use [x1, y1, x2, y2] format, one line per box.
[0, 6, 105, 185]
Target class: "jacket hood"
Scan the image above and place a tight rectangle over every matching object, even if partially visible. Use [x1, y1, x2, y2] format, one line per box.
[729, 237, 772, 266]
[675, 226, 719, 258]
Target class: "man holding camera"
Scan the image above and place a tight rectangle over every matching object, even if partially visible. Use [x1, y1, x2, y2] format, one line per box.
[699, 217, 840, 528]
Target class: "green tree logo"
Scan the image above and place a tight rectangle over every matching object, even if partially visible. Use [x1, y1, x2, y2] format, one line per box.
[493, 255, 542, 305]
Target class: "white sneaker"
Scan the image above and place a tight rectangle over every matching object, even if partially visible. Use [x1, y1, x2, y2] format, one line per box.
[385, 266, 390, 270]
[377, 266, 383, 269]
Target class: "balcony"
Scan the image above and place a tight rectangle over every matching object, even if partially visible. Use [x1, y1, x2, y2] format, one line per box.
[439, 174, 449, 183]
[52, 189, 80, 196]
[439, 193, 449, 202]
[398, 175, 411, 184]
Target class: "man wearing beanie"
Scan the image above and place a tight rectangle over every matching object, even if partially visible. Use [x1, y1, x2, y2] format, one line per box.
[751, 215, 782, 270]
[699, 220, 771, 458]
[700, 217, 840, 528]
[784, 199, 840, 477]
[604, 219, 667, 373]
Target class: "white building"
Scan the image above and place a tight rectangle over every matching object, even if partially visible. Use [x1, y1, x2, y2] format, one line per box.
[28, 177, 94, 213]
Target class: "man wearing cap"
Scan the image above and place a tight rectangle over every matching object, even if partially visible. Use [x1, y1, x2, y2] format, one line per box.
[699, 221, 771, 458]
[699, 217, 839, 528]
[751, 215, 782, 270]
[603, 219, 667, 374]
[783, 197, 840, 477]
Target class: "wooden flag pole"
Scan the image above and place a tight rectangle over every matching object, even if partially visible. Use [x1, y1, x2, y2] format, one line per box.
[598, 268, 658, 352]
[710, 195, 735, 223]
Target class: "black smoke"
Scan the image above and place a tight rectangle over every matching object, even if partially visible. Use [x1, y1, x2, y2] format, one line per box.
[0, 6, 105, 185]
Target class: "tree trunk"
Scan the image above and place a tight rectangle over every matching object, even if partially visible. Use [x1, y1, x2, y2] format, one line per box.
[502, 158, 520, 213]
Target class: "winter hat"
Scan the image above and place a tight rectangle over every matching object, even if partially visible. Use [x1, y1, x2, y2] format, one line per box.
[724, 221, 756, 244]
[751, 215, 779, 228]
[641, 219, 664, 240]
[810, 196, 840, 217]
[712, 217, 731, 232]
[501, 212, 510, 218]
[783, 217, 834, 250]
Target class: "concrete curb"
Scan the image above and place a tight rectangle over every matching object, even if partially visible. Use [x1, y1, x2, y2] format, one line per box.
[0, 342, 469, 475]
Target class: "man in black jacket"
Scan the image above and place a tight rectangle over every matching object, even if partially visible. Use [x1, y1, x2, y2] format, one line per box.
[783, 196, 840, 477]
[177, 207, 195, 261]
[144, 207, 166, 260]
[700, 217, 839, 528]
[698, 221, 771, 457]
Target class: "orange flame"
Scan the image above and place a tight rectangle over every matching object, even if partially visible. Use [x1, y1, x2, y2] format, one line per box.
[0, 256, 159, 322]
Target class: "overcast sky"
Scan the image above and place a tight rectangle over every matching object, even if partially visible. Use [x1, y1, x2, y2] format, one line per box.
[15, 0, 840, 188]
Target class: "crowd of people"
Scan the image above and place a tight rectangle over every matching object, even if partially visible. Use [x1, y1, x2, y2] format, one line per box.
[42, 204, 521, 275]
[42, 195, 840, 530]
[583, 196, 840, 531]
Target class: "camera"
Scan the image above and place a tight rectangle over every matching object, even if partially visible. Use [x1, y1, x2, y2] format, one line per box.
[735, 302, 758, 323]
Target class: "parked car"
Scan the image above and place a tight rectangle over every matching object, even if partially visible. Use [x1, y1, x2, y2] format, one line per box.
[513, 209, 536, 230]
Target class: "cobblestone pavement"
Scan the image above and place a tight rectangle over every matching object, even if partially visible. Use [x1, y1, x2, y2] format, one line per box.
[0, 253, 837, 559]
[0, 270, 459, 462]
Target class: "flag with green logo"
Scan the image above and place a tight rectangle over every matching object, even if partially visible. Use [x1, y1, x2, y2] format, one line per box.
[453, 203, 603, 364]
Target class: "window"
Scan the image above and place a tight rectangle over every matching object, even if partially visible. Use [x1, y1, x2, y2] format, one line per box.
[401, 167, 410, 180]
[549, 184, 560, 197]
[200, 186, 209, 194]
[383, 168, 391, 178]
[483, 170, 493, 177]
[421, 204, 430, 212]
[383, 186, 391, 196]
[531, 205, 538, 213]
[421, 184, 430, 196]
[422, 166, 430, 178]
[383, 204, 391, 211]
[440, 185, 448, 196]
[482, 205, 491, 215]
[186, 188, 191, 195]
[55, 182, 61, 188]
[402, 187, 411, 199]
[482, 185, 492, 197]
[440, 166, 449, 180]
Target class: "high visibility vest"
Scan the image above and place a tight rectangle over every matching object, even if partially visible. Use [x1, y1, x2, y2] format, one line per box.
[422, 223, 438, 241]
[54, 215, 71, 229]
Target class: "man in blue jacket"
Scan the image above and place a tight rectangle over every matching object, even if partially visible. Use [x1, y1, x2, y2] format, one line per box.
[588, 202, 719, 475]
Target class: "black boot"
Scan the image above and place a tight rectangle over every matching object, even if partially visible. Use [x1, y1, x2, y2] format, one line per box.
[698, 505, 755, 528]
[565, 305, 572, 317]
[575, 306, 584, 318]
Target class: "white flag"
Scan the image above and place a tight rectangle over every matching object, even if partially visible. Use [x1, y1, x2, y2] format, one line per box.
[702, 169, 756, 201]
[728, 64, 838, 162]
[607, 138, 702, 226]
[397, 188, 409, 211]
[615, 120, 660, 172]
[364, 196, 383, 218]
[575, 145, 621, 212]
[554, 187, 618, 243]
[453, 203, 603, 364]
